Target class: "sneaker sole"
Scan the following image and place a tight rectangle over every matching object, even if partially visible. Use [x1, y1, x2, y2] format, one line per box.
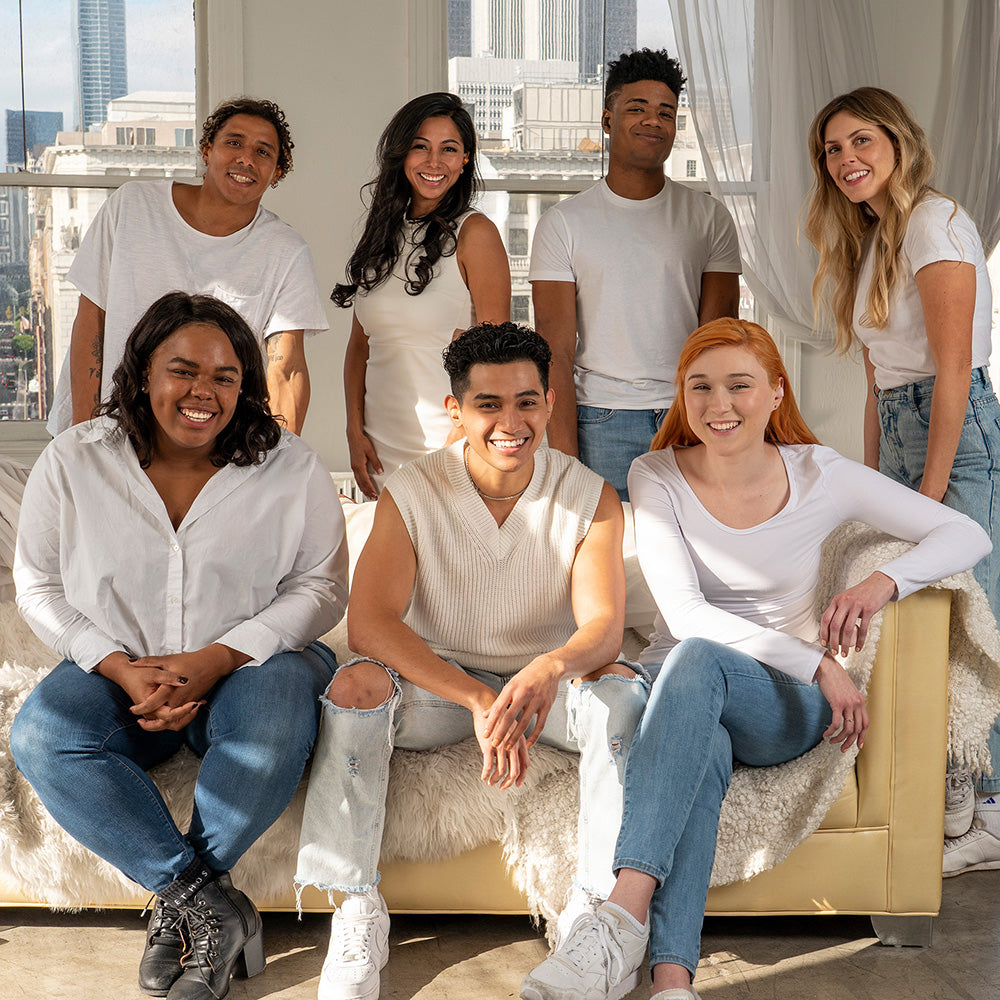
[520, 966, 640, 1000]
[943, 858, 1000, 878]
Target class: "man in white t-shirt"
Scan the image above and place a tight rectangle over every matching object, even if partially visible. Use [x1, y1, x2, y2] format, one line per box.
[53, 97, 328, 436]
[529, 48, 742, 499]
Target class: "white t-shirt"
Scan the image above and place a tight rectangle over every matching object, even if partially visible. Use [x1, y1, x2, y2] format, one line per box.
[853, 194, 992, 390]
[628, 444, 991, 683]
[528, 178, 741, 409]
[52, 180, 330, 434]
[14, 417, 348, 671]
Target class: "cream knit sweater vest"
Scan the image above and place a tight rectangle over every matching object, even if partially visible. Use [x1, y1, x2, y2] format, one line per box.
[386, 442, 604, 677]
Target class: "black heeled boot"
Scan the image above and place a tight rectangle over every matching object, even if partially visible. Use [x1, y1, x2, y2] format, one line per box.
[167, 872, 265, 1000]
[138, 896, 185, 996]
[138, 858, 215, 996]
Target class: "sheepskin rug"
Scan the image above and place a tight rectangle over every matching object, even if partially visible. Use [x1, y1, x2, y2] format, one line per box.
[1, 521, 998, 928]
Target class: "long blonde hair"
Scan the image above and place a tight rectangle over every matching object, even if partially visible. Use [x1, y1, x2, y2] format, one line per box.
[805, 87, 936, 355]
[650, 318, 819, 451]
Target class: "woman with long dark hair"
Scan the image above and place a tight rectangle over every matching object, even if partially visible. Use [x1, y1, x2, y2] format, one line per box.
[10, 292, 347, 1000]
[334, 91, 511, 498]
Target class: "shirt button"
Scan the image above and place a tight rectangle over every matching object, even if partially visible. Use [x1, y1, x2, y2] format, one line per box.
[171, 543, 180, 552]
[170, 596, 179, 604]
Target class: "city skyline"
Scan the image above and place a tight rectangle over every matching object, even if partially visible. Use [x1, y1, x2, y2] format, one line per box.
[0, 0, 193, 164]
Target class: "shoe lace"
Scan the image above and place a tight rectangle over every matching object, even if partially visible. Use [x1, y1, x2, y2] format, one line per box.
[562, 913, 619, 983]
[330, 908, 379, 965]
[142, 895, 183, 943]
[180, 897, 223, 973]
[945, 769, 972, 808]
[947, 825, 987, 848]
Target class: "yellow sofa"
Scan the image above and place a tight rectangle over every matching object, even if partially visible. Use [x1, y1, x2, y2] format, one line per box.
[0, 587, 951, 949]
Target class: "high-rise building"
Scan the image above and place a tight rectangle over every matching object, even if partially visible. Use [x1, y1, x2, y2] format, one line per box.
[448, 0, 472, 58]
[5, 110, 64, 168]
[72, 0, 128, 131]
[579, 0, 637, 81]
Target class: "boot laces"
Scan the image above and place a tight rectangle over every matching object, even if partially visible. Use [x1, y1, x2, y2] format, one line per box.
[181, 898, 222, 972]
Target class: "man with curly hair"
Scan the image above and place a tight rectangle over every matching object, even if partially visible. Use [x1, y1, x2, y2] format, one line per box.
[529, 49, 742, 500]
[51, 97, 327, 436]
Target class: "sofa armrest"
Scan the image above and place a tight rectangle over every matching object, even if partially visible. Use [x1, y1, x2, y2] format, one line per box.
[856, 587, 951, 909]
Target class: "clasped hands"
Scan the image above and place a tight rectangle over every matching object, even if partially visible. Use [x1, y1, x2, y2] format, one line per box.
[97, 646, 239, 732]
[472, 655, 562, 791]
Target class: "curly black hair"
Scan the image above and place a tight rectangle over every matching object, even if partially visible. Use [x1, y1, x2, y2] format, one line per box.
[331, 92, 479, 308]
[605, 48, 687, 108]
[442, 322, 551, 400]
[97, 292, 282, 468]
[200, 97, 295, 180]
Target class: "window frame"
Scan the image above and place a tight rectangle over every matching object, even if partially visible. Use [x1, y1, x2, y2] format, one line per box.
[0, 0, 238, 457]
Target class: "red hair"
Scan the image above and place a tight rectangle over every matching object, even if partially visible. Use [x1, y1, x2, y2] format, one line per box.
[651, 318, 819, 451]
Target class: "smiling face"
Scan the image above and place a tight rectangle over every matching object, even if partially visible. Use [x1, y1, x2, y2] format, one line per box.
[403, 115, 469, 218]
[145, 323, 243, 461]
[682, 345, 784, 455]
[603, 79, 678, 173]
[447, 360, 554, 482]
[822, 110, 897, 218]
[200, 113, 282, 207]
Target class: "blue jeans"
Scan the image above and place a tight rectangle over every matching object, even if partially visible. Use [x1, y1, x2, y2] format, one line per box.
[10, 644, 336, 893]
[295, 657, 649, 898]
[576, 406, 667, 501]
[877, 367, 1000, 791]
[613, 638, 831, 977]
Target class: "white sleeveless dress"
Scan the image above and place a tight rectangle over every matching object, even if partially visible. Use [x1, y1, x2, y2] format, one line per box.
[355, 212, 477, 490]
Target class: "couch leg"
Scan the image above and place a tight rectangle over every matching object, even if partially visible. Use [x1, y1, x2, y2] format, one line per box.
[870, 915, 933, 947]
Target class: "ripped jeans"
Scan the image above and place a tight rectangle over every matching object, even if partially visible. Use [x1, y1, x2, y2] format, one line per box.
[295, 657, 649, 898]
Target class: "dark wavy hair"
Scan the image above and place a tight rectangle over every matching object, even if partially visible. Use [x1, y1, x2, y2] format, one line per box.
[442, 322, 551, 400]
[97, 292, 282, 468]
[331, 92, 479, 307]
[200, 97, 295, 180]
[605, 48, 686, 108]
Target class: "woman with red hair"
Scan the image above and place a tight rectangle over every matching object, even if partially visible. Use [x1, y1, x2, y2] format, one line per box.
[522, 317, 989, 1000]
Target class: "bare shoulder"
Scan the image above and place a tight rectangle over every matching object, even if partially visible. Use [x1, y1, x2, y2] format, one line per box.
[458, 211, 503, 247]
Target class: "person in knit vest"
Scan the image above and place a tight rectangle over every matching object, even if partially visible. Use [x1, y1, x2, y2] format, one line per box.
[295, 322, 649, 1000]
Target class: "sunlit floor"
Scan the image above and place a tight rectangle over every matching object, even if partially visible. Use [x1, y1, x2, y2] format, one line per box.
[1, 871, 996, 999]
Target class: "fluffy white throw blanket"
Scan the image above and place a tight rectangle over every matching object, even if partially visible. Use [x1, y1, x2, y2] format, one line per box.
[0, 522, 997, 926]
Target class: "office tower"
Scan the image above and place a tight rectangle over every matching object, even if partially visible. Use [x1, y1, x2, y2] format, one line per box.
[579, 0, 637, 81]
[5, 110, 64, 168]
[72, 0, 128, 131]
[448, 0, 472, 58]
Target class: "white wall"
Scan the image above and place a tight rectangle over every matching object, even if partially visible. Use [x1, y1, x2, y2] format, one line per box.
[212, 0, 968, 470]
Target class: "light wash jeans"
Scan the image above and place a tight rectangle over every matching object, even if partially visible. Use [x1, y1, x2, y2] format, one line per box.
[10, 644, 336, 893]
[876, 367, 1000, 791]
[576, 405, 667, 501]
[613, 638, 831, 978]
[295, 657, 649, 898]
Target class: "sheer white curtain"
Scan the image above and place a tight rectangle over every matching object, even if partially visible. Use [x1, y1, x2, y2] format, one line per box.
[667, 0, 879, 342]
[938, 1, 1000, 256]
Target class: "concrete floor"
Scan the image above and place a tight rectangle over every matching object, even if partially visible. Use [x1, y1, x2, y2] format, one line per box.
[1, 872, 996, 999]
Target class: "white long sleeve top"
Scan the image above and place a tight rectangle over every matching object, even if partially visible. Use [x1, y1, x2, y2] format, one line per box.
[628, 444, 992, 683]
[14, 418, 348, 671]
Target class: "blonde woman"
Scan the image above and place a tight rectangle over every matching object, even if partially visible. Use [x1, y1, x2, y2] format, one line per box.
[806, 86, 1000, 870]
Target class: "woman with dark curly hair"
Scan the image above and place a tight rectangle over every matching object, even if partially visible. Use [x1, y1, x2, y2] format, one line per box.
[334, 92, 511, 498]
[10, 292, 348, 1000]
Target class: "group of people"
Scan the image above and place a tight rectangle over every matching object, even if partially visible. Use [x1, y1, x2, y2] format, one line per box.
[6, 44, 998, 1000]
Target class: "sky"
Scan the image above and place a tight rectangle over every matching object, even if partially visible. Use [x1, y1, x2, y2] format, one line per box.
[2, 0, 195, 161]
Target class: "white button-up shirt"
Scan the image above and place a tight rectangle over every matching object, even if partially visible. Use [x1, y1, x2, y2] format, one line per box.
[14, 418, 348, 671]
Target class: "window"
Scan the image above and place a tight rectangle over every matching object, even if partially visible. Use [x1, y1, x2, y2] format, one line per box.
[508, 227, 529, 256]
[175, 128, 195, 147]
[677, 113, 687, 131]
[1, 1, 196, 437]
[686, 159, 698, 177]
[512, 295, 531, 322]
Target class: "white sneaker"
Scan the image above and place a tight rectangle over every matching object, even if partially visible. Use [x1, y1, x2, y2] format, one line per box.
[944, 768, 975, 838]
[650, 990, 700, 1000]
[555, 886, 603, 949]
[521, 901, 648, 1000]
[318, 889, 390, 1000]
[942, 824, 1000, 877]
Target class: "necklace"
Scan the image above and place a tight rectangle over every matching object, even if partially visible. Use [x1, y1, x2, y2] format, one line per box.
[464, 445, 528, 502]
